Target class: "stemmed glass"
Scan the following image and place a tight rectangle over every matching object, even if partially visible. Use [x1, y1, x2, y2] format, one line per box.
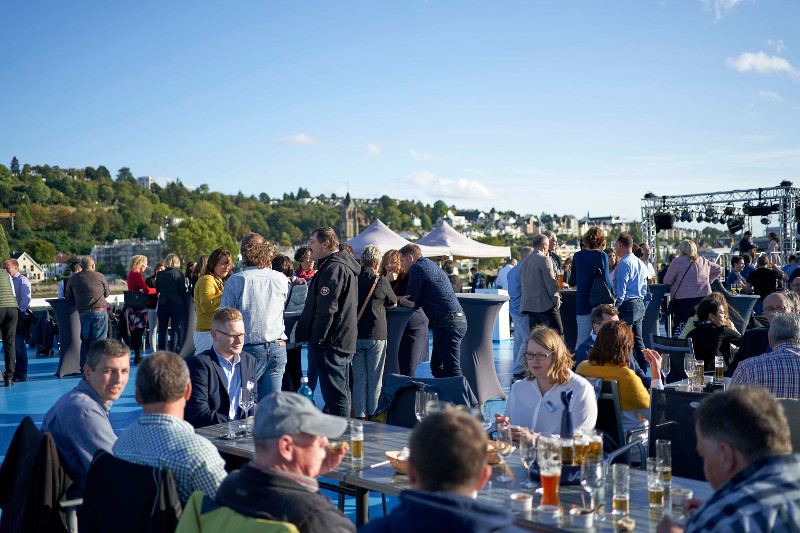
[238, 386, 256, 432]
[518, 429, 538, 489]
[581, 456, 605, 516]
[683, 356, 695, 384]
[495, 423, 514, 483]
[660, 351, 670, 380]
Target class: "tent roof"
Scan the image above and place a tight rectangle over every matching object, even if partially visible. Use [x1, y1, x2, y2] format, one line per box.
[414, 221, 511, 259]
[344, 219, 449, 258]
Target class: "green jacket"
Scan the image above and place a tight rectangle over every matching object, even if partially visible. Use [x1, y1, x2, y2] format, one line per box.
[175, 492, 299, 533]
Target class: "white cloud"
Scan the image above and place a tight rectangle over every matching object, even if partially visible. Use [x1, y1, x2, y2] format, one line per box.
[277, 133, 320, 146]
[726, 52, 799, 80]
[766, 39, 786, 54]
[701, 0, 753, 22]
[365, 144, 382, 156]
[404, 170, 497, 200]
[758, 90, 783, 102]
[410, 149, 435, 162]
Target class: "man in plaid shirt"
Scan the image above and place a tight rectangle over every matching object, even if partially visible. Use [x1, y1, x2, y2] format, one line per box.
[114, 351, 227, 502]
[657, 387, 800, 532]
[731, 312, 800, 399]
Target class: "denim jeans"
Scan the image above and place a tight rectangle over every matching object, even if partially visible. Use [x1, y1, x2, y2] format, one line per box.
[157, 298, 181, 352]
[510, 312, 529, 377]
[308, 343, 353, 417]
[430, 314, 467, 378]
[79, 310, 109, 369]
[618, 298, 646, 370]
[245, 342, 287, 401]
[352, 339, 387, 418]
[575, 314, 593, 351]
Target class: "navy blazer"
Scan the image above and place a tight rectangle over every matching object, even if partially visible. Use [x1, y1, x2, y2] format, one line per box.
[184, 348, 258, 428]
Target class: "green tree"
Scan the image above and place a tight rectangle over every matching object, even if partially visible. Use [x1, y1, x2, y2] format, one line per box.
[297, 187, 311, 199]
[117, 167, 135, 182]
[0, 226, 9, 261]
[10, 157, 19, 175]
[22, 239, 57, 265]
[96, 165, 112, 180]
[166, 219, 237, 262]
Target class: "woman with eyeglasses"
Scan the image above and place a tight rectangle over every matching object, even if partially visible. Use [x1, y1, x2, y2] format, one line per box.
[497, 326, 598, 437]
[576, 320, 663, 439]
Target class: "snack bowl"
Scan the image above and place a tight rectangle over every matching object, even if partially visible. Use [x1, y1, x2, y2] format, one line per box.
[570, 508, 594, 528]
[537, 505, 561, 525]
[509, 493, 533, 512]
[385, 451, 409, 474]
[671, 488, 693, 507]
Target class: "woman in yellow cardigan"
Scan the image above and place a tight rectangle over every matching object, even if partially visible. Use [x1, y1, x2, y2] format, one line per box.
[576, 320, 663, 439]
[193, 247, 233, 353]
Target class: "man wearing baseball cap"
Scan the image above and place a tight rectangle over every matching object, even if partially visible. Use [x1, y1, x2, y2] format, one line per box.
[214, 391, 356, 533]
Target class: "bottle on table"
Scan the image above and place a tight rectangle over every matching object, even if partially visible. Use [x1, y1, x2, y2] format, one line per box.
[298, 376, 314, 404]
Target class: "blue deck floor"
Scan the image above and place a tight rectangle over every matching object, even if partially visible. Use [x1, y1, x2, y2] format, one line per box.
[0, 335, 516, 524]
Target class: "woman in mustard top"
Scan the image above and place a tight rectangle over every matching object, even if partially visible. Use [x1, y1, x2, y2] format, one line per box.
[193, 247, 233, 354]
[576, 320, 663, 439]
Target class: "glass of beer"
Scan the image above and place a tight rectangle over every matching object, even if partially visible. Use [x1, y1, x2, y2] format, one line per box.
[683, 356, 695, 384]
[573, 434, 589, 466]
[656, 440, 672, 486]
[561, 436, 574, 465]
[351, 420, 364, 461]
[714, 355, 724, 383]
[612, 464, 630, 515]
[694, 360, 705, 391]
[537, 435, 562, 506]
[587, 433, 603, 461]
[647, 458, 665, 507]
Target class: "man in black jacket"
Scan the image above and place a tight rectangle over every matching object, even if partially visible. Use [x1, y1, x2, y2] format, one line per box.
[727, 292, 789, 376]
[296, 227, 360, 417]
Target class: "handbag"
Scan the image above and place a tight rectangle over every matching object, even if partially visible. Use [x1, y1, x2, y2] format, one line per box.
[357, 275, 381, 323]
[588, 251, 615, 307]
[123, 290, 149, 310]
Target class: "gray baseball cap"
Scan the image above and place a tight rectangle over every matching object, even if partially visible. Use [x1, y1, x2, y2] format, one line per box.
[253, 391, 348, 439]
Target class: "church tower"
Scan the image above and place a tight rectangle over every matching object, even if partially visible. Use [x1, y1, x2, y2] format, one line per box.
[340, 193, 358, 240]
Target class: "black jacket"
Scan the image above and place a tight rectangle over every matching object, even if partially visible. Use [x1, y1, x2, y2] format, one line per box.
[686, 322, 741, 369]
[727, 326, 770, 376]
[216, 463, 355, 533]
[296, 251, 360, 354]
[154, 267, 186, 306]
[356, 267, 397, 340]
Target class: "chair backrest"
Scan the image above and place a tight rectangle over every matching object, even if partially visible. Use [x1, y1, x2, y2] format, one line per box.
[581, 376, 604, 402]
[650, 334, 695, 383]
[725, 294, 760, 335]
[376, 374, 478, 428]
[643, 284, 669, 349]
[594, 380, 626, 454]
[79, 450, 181, 533]
[176, 492, 300, 533]
[778, 398, 800, 453]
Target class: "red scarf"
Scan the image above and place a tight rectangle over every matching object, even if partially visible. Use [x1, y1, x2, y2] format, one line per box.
[295, 267, 315, 285]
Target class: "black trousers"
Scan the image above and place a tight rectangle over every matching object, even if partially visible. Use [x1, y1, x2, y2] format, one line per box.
[0, 307, 19, 375]
[525, 307, 563, 336]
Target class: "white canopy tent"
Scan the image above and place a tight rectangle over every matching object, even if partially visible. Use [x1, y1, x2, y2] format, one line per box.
[414, 221, 511, 259]
[345, 219, 449, 257]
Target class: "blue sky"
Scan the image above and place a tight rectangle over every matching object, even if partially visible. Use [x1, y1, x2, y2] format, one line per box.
[2, 0, 798, 222]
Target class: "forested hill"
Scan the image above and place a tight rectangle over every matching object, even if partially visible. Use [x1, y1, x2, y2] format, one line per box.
[0, 161, 455, 263]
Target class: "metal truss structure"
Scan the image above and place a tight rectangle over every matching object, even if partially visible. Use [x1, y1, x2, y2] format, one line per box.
[641, 183, 800, 260]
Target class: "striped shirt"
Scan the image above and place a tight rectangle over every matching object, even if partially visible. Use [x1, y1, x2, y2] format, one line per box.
[731, 343, 800, 399]
[113, 413, 227, 501]
[686, 454, 800, 533]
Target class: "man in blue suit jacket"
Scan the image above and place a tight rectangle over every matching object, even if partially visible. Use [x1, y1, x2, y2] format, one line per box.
[185, 307, 258, 428]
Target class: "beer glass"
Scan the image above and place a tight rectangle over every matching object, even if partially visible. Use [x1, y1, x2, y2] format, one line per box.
[587, 433, 603, 461]
[580, 456, 604, 510]
[561, 436, 574, 465]
[573, 434, 589, 466]
[683, 356, 695, 384]
[647, 458, 665, 507]
[537, 435, 562, 506]
[694, 360, 705, 390]
[495, 423, 514, 483]
[414, 391, 437, 421]
[351, 420, 364, 461]
[612, 464, 630, 515]
[714, 355, 724, 383]
[656, 440, 672, 486]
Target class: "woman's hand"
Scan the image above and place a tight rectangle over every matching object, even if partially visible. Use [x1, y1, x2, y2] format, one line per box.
[386, 271, 398, 282]
[643, 349, 663, 380]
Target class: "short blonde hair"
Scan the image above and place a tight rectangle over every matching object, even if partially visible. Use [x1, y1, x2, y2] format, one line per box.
[128, 255, 148, 273]
[525, 326, 573, 385]
[164, 253, 181, 269]
[677, 240, 698, 261]
[212, 307, 244, 329]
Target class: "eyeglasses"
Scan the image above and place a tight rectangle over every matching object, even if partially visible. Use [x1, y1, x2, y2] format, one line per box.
[213, 330, 246, 341]
[523, 351, 553, 361]
[765, 306, 788, 314]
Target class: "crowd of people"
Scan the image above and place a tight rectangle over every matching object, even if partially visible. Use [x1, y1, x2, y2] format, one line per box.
[3, 223, 800, 532]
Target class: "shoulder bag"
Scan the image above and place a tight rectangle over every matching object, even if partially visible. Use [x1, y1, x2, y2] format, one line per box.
[357, 275, 381, 323]
[123, 290, 149, 310]
[589, 251, 615, 307]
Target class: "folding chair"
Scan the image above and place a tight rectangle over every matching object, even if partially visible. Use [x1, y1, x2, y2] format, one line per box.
[592, 379, 646, 468]
[650, 334, 695, 384]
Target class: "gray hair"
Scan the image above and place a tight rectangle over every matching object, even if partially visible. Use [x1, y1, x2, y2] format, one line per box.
[531, 234, 549, 250]
[361, 245, 382, 268]
[519, 246, 534, 260]
[695, 386, 791, 463]
[86, 338, 129, 370]
[135, 351, 190, 404]
[80, 256, 95, 270]
[768, 312, 800, 346]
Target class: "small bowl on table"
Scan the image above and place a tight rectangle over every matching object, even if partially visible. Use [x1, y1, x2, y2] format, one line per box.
[570, 508, 594, 528]
[385, 451, 409, 474]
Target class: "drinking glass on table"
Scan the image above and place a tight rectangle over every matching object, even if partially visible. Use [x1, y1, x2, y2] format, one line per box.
[683, 356, 695, 384]
[612, 464, 630, 515]
[238, 387, 256, 431]
[351, 420, 364, 461]
[479, 404, 493, 432]
[580, 456, 605, 513]
[415, 391, 437, 421]
[647, 457, 665, 508]
[495, 423, 514, 483]
[518, 429, 538, 489]
[537, 435, 562, 506]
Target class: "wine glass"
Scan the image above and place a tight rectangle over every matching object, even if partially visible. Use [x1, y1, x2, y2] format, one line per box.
[660, 351, 670, 379]
[495, 423, 514, 483]
[415, 390, 434, 421]
[479, 404, 493, 432]
[683, 356, 695, 383]
[581, 456, 605, 514]
[518, 429, 538, 489]
[238, 387, 256, 432]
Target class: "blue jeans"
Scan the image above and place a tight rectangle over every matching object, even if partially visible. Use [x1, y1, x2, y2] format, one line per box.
[430, 314, 467, 378]
[618, 298, 646, 370]
[79, 310, 109, 369]
[246, 342, 287, 401]
[352, 339, 387, 418]
[308, 343, 353, 417]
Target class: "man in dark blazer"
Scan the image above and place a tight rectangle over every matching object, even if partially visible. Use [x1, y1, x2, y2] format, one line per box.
[727, 292, 790, 376]
[185, 307, 257, 427]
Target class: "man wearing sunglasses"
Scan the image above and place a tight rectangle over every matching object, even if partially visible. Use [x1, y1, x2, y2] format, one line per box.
[185, 307, 258, 428]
